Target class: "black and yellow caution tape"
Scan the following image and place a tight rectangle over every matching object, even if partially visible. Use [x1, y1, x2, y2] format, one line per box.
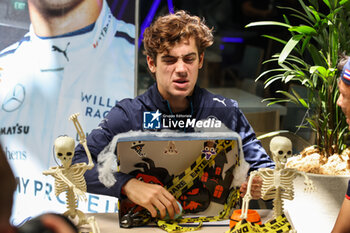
[227, 214, 292, 233]
[119, 139, 241, 232]
[166, 139, 237, 199]
[157, 220, 203, 233]
[156, 188, 240, 233]
[155, 139, 242, 232]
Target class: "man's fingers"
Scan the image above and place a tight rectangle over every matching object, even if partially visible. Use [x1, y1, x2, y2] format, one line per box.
[152, 191, 180, 219]
[152, 198, 167, 219]
[162, 198, 175, 219]
[174, 200, 181, 214]
[250, 184, 262, 199]
[252, 176, 263, 185]
[240, 176, 263, 199]
[240, 182, 247, 197]
[123, 179, 180, 219]
[162, 190, 181, 216]
[251, 190, 262, 199]
[144, 204, 158, 218]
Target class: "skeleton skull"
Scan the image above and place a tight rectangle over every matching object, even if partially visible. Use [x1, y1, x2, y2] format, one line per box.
[54, 136, 75, 168]
[270, 136, 292, 167]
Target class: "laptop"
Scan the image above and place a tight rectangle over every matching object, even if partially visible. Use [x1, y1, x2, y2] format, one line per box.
[99, 131, 249, 227]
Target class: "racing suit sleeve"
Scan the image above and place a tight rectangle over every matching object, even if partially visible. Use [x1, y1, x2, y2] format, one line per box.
[72, 104, 134, 198]
[234, 107, 275, 172]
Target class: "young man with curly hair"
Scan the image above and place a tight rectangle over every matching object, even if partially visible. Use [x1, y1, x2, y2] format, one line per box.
[73, 10, 274, 220]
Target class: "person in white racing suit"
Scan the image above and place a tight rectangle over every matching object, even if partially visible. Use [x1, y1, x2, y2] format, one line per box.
[0, 0, 135, 224]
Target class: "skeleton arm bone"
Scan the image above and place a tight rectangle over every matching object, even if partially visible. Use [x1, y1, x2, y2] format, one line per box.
[297, 170, 315, 192]
[42, 166, 59, 176]
[70, 113, 94, 170]
[80, 143, 94, 170]
[240, 170, 260, 219]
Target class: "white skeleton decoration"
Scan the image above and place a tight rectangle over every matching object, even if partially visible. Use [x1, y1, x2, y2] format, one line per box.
[43, 113, 100, 233]
[241, 136, 315, 222]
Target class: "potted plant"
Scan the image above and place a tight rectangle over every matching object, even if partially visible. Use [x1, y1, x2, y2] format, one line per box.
[246, 0, 350, 232]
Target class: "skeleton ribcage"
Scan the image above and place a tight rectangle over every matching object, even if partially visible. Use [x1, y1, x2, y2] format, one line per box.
[260, 168, 296, 199]
[54, 167, 87, 196]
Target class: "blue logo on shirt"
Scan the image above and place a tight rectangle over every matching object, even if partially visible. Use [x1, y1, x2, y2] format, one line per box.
[143, 110, 161, 129]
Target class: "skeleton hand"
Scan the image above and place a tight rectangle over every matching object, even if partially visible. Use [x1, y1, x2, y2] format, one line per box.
[69, 113, 86, 144]
[43, 167, 58, 176]
[304, 178, 315, 193]
[240, 172, 261, 219]
[42, 170, 51, 176]
[73, 187, 87, 202]
[240, 193, 252, 219]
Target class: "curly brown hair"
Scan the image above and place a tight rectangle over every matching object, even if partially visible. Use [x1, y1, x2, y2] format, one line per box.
[142, 10, 214, 63]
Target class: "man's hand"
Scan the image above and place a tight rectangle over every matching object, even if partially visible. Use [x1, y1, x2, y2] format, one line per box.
[123, 178, 181, 219]
[240, 175, 262, 199]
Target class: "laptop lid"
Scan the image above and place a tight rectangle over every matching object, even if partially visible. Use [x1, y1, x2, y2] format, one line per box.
[98, 131, 249, 222]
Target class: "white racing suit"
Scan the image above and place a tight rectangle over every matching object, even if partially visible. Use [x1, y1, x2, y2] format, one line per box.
[0, 0, 135, 224]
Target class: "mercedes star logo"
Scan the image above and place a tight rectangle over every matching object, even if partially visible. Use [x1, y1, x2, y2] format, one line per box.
[2, 83, 26, 112]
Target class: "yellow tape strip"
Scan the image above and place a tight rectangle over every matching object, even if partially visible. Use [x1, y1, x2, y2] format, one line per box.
[157, 220, 203, 233]
[227, 214, 292, 233]
[167, 139, 235, 199]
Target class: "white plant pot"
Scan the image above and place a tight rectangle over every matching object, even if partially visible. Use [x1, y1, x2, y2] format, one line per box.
[284, 173, 349, 233]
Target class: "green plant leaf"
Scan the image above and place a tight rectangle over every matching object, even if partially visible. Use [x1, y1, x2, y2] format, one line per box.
[257, 130, 290, 140]
[306, 118, 317, 130]
[285, 75, 296, 83]
[310, 66, 327, 77]
[310, 6, 321, 21]
[307, 44, 326, 67]
[264, 75, 285, 88]
[250, 0, 350, 157]
[301, 36, 311, 54]
[299, 0, 316, 20]
[278, 34, 303, 64]
[322, 0, 332, 9]
[265, 99, 291, 106]
[289, 13, 314, 26]
[255, 68, 287, 81]
[277, 90, 299, 104]
[245, 21, 292, 28]
[262, 35, 287, 45]
[309, 0, 319, 9]
[289, 25, 317, 35]
[291, 88, 309, 108]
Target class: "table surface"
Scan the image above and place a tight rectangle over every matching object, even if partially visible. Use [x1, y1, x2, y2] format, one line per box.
[81, 210, 278, 233]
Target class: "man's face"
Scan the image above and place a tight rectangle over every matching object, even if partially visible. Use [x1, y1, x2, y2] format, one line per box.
[147, 37, 204, 102]
[29, 0, 84, 16]
[337, 79, 350, 128]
